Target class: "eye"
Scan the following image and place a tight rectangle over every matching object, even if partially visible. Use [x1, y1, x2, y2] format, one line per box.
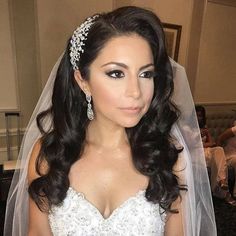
[105, 70, 125, 79]
[139, 71, 155, 79]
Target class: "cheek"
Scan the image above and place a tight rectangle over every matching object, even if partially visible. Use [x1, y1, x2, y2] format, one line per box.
[141, 81, 154, 105]
[90, 82, 121, 109]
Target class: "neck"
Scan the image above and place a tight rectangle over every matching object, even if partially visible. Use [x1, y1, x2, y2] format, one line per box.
[86, 119, 129, 149]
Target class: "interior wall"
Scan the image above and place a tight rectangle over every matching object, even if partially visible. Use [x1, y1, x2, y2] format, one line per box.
[0, 0, 113, 163]
[113, 0, 132, 8]
[117, 0, 194, 68]
[36, 0, 113, 87]
[194, 2, 236, 103]
[1, 0, 195, 131]
[11, 0, 39, 128]
[0, 0, 39, 162]
[0, 0, 38, 131]
[186, 0, 206, 92]
[2, 0, 235, 162]
[0, 0, 18, 112]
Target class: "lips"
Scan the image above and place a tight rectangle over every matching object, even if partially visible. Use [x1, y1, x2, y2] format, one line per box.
[120, 107, 142, 114]
[122, 107, 141, 110]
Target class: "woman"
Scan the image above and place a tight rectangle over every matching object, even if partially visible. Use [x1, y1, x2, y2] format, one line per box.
[195, 105, 236, 205]
[217, 121, 236, 199]
[4, 6, 216, 235]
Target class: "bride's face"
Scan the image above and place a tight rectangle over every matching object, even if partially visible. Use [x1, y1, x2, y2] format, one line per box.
[77, 34, 155, 128]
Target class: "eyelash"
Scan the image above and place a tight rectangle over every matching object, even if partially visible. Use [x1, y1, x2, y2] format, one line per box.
[105, 70, 156, 79]
[105, 70, 124, 79]
[139, 71, 156, 79]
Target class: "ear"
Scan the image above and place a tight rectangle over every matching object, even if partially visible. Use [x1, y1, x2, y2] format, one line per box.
[74, 70, 91, 95]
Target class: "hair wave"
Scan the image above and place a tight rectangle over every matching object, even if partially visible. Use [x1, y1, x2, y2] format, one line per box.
[29, 6, 186, 213]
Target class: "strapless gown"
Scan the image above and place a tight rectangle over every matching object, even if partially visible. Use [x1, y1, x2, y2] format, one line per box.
[48, 187, 166, 236]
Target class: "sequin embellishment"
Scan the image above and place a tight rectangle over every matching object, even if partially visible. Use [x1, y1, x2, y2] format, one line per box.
[48, 187, 166, 236]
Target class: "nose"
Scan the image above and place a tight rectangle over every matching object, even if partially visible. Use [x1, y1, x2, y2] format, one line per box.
[125, 77, 141, 99]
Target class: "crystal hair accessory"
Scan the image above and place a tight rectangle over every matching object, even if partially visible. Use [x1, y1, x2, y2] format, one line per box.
[69, 15, 99, 70]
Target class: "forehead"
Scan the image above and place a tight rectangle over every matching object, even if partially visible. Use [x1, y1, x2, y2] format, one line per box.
[92, 34, 153, 64]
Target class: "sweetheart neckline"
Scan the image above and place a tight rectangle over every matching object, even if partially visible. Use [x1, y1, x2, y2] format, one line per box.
[68, 186, 147, 220]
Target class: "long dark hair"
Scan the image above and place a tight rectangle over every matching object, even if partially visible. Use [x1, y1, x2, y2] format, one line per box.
[195, 105, 206, 128]
[29, 6, 185, 213]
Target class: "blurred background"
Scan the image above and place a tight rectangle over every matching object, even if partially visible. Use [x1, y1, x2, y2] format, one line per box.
[0, 0, 235, 163]
[0, 1, 236, 235]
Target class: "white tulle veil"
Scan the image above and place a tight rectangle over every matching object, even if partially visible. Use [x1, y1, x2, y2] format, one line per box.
[4, 53, 217, 235]
[171, 59, 216, 235]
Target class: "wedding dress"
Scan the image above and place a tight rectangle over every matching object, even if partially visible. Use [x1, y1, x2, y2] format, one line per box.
[48, 187, 165, 236]
[4, 58, 217, 236]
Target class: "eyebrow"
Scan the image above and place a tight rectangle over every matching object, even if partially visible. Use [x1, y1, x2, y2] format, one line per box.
[101, 62, 154, 71]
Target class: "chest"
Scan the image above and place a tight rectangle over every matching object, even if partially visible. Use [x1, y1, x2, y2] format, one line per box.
[48, 187, 165, 236]
[69, 151, 149, 219]
[69, 146, 148, 191]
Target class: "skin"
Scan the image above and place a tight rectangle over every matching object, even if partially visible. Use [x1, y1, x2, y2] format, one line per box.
[73, 34, 153, 218]
[196, 111, 215, 147]
[28, 34, 183, 235]
[202, 128, 215, 148]
[217, 127, 235, 146]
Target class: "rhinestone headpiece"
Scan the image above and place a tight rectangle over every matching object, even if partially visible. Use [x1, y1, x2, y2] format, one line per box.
[69, 15, 99, 70]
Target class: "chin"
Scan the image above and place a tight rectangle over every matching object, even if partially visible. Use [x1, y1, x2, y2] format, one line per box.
[120, 118, 142, 128]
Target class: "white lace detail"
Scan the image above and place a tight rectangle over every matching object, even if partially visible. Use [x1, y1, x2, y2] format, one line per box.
[48, 187, 166, 236]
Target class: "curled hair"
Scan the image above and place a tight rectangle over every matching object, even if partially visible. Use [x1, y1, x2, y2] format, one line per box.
[29, 6, 185, 213]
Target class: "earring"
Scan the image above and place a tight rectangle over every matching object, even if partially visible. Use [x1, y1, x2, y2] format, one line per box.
[86, 94, 94, 120]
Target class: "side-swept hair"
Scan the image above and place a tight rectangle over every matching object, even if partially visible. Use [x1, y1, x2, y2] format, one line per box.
[29, 6, 185, 213]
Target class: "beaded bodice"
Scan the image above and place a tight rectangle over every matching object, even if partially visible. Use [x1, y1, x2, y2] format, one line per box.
[48, 187, 166, 236]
